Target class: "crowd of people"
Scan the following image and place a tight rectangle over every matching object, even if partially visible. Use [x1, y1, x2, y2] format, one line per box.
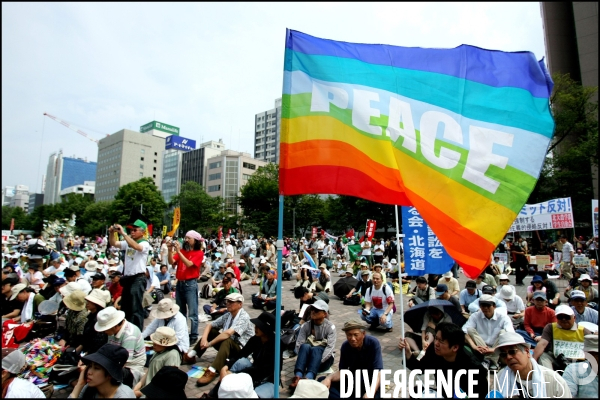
[2, 227, 599, 398]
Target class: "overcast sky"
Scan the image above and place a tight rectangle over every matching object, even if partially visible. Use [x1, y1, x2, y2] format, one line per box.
[2, 2, 547, 194]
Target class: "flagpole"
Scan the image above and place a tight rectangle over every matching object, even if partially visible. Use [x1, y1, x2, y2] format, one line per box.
[394, 205, 407, 370]
[274, 195, 284, 397]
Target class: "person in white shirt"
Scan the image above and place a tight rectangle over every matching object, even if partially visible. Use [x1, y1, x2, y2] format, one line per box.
[141, 298, 190, 353]
[224, 238, 235, 259]
[358, 272, 394, 332]
[361, 238, 372, 267]
[559, 235, 575, 280]
[496, 285, 525, 329]
[2, 348, 46, 398]
[373, 239, 385, 265]
[463, 294, 515, 368]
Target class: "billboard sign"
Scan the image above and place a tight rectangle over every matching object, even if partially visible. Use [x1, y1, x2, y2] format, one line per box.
[140, 121, 180, 135]
[165, 135, 196, 151]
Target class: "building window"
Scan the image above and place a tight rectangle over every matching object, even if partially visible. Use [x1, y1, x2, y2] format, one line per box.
[154, 152, 157, 156]
[208, 173, 221, 181]
[153, 174, 156, 178]
[243, 162, 256, 170]
[208, 185, 221, 192]
[139, 172, 143, 177]
[209, 161, 221, 169]
[141, 149, 145, 154]
[153, 167, 156, 171]
[140, 164, 144, 169]
[154, 160, 157, 163]
[243, 174, 252, 180]
[141, 157, 144, 161]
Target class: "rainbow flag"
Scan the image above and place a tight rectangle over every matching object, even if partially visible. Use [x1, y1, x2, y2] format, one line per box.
[279, 30, 554, 278]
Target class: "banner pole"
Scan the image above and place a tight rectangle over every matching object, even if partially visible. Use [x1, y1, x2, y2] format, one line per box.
[274, 195, 284, 397]
[395, 205, 407, 370]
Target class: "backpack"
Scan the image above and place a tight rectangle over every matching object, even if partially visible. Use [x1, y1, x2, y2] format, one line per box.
[200, 284, 212, 299]
[367, 284, 397, 314]
[27, 240, 51, 256]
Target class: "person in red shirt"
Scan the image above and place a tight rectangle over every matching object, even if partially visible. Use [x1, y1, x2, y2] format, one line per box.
[169, 230, 205, 343]
[108, 271, 123, 309]
[516, 291, 556, 348]
[226, 258, 242, 282]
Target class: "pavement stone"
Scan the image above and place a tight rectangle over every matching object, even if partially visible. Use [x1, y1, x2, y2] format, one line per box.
[52, 258, 578, 398]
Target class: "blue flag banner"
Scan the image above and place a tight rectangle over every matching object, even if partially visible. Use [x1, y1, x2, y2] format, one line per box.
[402, 206, 455, 276]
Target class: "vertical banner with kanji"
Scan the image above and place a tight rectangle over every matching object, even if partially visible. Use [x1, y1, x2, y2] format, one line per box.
[365, 220, 377, 241]
[167, 207, 180, 237]
[218, 226, 223, 241]
[162, 226, 167, 238]
[312, 226, 317, 238]
[401, 206, 455, 276]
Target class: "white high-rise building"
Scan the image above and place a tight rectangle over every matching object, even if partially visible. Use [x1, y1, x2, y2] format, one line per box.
[254, 98, 281, 164]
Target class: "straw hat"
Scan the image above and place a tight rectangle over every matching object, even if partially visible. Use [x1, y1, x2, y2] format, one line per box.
[85, 260, 98, 272]
[150, 326, 178, 347]
[86, 289, 111, 309]
[64, 290, 87, 311]
[151, 298, 180, 319]
[60, 282, 81, 297]
[499, 285, 516, 301]
[495, 331, 530, 353]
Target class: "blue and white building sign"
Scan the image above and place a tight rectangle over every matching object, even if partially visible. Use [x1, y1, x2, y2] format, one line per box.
[165, 135, 196, 151]
[401, 206, 455, 276]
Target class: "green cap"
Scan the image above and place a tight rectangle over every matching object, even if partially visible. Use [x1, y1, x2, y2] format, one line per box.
[127, 219, 148, 230]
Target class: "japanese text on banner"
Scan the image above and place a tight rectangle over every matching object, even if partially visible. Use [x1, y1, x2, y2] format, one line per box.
[507, 197, 574, 233]
[401, 206, 455, 276]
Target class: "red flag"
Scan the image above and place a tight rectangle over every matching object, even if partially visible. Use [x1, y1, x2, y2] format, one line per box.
[218, 226, 223, 241]
[345, 228, 354, 238]
[365, 220, 377, 241]
[321, 229, 325, 237]
[147, 224, 153, 236]
[312, 226, 317, 238]
[10, 218, 14, 231]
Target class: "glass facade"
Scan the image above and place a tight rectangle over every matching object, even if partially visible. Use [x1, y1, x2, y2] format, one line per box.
[162, 150, 181, 203]
[62, 158, 97, 190]
[224, 159, 239, 214]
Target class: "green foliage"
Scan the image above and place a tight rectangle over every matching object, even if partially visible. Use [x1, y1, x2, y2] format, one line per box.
[529, 73, 597, 226]
[239, 164, 280, 237]
[81, 201, 112, 236]
[2, 205, 29, 231]
[169, 181, 223, 234]
[110, 178, 167, 229]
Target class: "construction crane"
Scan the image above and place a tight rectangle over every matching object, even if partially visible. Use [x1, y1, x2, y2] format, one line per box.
[43, 113, 109, 145]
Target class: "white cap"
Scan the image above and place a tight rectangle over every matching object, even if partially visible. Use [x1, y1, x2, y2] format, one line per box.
[555, 305, 575, 316]
[390, 259, 397, 264]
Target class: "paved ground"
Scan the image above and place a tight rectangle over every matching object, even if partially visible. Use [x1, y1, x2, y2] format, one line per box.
[53, 260, 577, 398]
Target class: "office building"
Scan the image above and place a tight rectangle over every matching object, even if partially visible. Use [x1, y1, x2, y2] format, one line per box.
[205, 150, 267, 214]
[540, 2, 598, 198]
[44, 151, 97, 205]
[254, 98, 282, 164]
[162, 135, 202, 204]
[28, 193, 44, 215]
[2, 186, 15, 206]
[9, 185, 29, 211]
[60, 181, 95, 200]
[95, 129, 165, 202]
[179, 140, 227, 194]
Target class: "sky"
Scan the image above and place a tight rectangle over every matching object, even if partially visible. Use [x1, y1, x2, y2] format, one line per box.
[1, 2, 547, 194]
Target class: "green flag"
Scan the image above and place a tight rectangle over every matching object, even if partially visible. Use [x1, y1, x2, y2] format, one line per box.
[348, 244, 362, 262]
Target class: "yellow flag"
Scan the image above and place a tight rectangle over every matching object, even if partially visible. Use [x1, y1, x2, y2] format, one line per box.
[167, 208, 180, 237]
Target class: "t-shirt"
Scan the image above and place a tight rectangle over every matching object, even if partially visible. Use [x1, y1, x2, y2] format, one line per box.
[339, 335, 383, 397]
[5, 377, 46, 398]
[109, 281, 122, 301]
[173, 249, 204, 281]
[361, 241, 372, 255]
[107, 321, 146, 372]
[365, 285, 394, 311]
[561, 242, 574, 262]
[146, 349, 181, 383]
[120, 240, 151, 276]
[441, 277, 460, 294]
[26, 271, 44, 286]
[2, 295, 21, 316]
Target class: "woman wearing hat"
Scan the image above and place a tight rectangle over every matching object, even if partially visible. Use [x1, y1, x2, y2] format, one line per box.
[57, 290, 89, 349]
[2, 348, 46, 398]
[71, 343, 135, 398]
[133, 327, 181, 398]
[526, 275, 546, 306]
[71, 289, 111, 355]
[203, 312, 277, 399]
[252, 270, 278, 310]
[571, 274, 599, 304]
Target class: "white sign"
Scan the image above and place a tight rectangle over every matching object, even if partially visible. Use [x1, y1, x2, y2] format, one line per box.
[494, 253, 508, 264]
[508, 197, 574, 233]
[554, 339, 584, 360]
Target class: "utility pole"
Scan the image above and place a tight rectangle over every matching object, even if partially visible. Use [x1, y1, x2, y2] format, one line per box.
[140, 204, 143, 214]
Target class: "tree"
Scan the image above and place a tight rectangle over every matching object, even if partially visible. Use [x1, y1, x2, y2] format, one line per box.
[528, 73, 598, 226]
[2, 206, 29, 231]
[169, 181, 223, 235]
[81, 201, 113, 236]
[110, 178, 167, 229]
[239, 163, 280, 237]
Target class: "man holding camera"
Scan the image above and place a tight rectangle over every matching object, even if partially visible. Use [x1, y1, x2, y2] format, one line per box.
[108, 220, 151, 331]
